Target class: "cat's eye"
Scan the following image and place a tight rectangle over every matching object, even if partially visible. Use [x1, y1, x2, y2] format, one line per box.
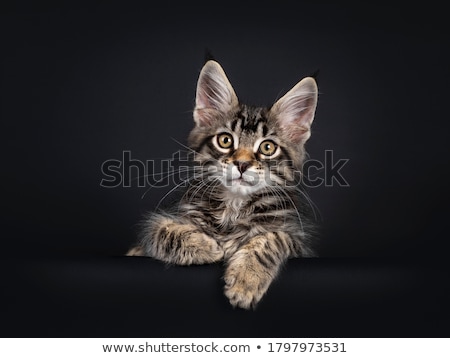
[259, 140, 278, 156]
[216, 133, 234, 149]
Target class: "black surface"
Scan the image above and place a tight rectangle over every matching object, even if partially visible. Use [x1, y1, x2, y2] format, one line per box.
[3, 257, 449, 337]
[2, 3, 449, 337]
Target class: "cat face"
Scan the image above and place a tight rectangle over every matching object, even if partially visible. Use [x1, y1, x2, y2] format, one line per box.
[195, 106, 295, 196]
[188, 60, 318, 197]
[211, 109, 280, 196]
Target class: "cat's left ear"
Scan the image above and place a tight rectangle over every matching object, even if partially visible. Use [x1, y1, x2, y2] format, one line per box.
[270, 77, 318, 144]
[194, 60, 239, 127]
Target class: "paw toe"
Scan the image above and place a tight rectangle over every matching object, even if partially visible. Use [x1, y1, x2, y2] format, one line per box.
[224, 287, 254, 310]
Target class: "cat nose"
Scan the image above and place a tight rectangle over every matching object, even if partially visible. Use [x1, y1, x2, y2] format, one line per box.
[233, 160, 251, 174]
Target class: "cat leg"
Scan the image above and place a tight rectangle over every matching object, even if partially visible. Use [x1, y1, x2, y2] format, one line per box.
[224, 232, 293, 309]
[138, 213, 224, 265]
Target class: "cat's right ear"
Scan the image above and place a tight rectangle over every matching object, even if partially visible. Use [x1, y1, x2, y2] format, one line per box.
[194, 60, 238, 127]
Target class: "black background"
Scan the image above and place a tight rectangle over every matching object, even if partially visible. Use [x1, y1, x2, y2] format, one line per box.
[2, 3, 449, 337]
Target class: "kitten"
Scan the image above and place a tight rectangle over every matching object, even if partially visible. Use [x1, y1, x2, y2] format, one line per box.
[127, 60, 318, 309]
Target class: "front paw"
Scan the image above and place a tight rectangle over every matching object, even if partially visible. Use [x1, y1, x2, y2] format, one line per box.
[190, 234, 224, 264]
[223, 265, 271, 310]
[156, 224, 224, 265]
[167, 231, 224, 265]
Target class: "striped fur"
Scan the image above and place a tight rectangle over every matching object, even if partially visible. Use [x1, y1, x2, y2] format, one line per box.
[129, 61, 318, 309]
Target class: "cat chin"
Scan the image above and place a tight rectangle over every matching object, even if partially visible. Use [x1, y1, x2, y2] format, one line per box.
[223, 179, 266, 197]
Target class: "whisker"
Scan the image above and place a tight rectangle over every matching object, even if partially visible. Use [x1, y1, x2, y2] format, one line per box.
[202, 177, 222, 204]
[169, 137, 210, 161]
[154, 176, 196, 211]
[139, 166, 206, 200]
[187, 173, 217, 203]
[134, 167, 193, 184]
[178, 181, 211, 215]
[271, 185, 305, 233]
[292, 185, 322, 221]
[264, 185, 288, 225]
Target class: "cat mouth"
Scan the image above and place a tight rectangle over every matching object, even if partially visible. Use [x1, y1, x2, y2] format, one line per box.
[231, 178, 251, 186]
[226, 175, 259, 187]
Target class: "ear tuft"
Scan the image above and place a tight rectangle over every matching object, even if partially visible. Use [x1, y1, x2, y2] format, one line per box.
[270, 77, 318, 144]
[309, 69, 320, 85]
[204, 48, 216, 63]
[194, 60, 238, 127]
